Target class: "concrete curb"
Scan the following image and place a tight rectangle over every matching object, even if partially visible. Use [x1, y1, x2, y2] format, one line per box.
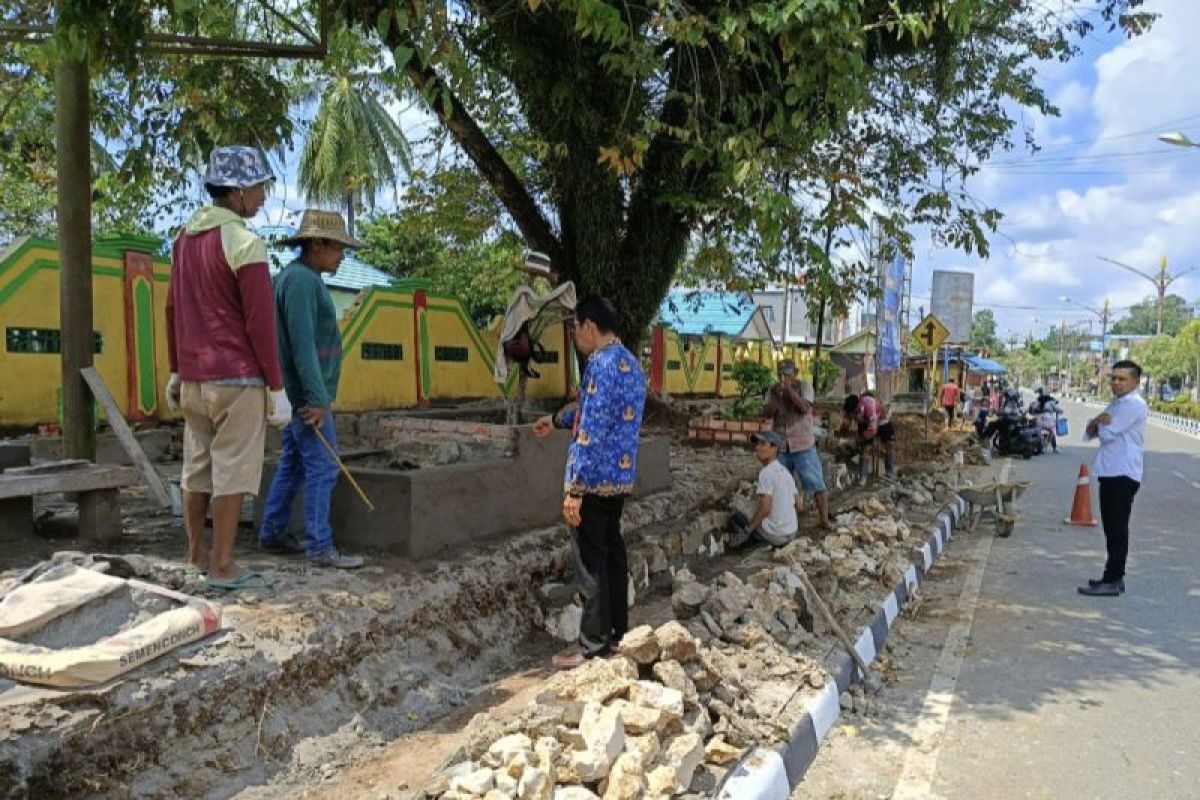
[719, 495, 969, 799]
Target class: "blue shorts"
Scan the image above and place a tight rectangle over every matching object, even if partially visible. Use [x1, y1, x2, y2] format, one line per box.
[779, 447, 827, 496]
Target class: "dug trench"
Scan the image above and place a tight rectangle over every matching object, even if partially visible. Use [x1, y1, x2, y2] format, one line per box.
[0, 430, 979, 799]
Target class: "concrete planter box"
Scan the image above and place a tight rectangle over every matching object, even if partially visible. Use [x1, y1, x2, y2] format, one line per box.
[255, 426, 671, 559]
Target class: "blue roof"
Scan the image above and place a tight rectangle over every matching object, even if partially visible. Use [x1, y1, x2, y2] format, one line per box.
[963, 354, 1007, 375]
[656, 290, 759, 336]
[255, 224, 394, 294]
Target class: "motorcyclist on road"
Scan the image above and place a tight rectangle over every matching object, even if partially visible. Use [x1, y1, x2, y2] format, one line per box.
[1029, 387, 1061, 453]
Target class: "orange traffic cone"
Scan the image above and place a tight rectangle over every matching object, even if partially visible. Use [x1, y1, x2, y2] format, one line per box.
[1064, 463, 1099, 526]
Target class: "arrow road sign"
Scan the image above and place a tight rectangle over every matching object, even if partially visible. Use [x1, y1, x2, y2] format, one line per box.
[913, 314, 950, 353]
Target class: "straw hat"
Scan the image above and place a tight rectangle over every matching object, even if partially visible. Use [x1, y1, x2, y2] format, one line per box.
[278, 210, 364, 248]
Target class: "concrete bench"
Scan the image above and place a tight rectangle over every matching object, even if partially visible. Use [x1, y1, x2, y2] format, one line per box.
[0, 461, 139, 544]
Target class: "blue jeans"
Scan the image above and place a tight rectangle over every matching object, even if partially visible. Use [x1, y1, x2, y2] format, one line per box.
[259, 413, 339, 556]
[778, 447, 827, 496]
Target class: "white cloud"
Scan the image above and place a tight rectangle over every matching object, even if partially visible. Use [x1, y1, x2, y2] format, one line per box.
[910, 0, 1200, 339]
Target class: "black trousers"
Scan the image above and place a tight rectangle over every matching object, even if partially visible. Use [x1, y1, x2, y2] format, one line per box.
[570, 495, 628, 656]
[1099, 476, 1140, 582]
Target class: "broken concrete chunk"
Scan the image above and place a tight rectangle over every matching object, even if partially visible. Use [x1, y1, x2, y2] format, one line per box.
[703, 734, 742, 765]
[672, 580, 709, 619]
[651, 660, 699, 705]
[623, 732, 661, 771]
[606, 698, 667, 736]
[628, 680, 685, 718]
[600, 753, 647, 800]
[654, 620, 700, 663]
[544, 657, 636, 705]
[488, 779, 516, 799]
[482, 732, 534, 769]
[516, 767, 553, 800]
[617, 625, 660, 664]
[681, 706, 712, 740]
[449, 766, 496, 795]
[646, 733, 705, 796]
[570, 702, 625, 781]
[552, 788, 600, 800]
[545, 603, 583, 642]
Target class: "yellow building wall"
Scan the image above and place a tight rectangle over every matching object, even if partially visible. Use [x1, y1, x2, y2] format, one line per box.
[0, 239, 135, 426]
[3, 237, 819, 426]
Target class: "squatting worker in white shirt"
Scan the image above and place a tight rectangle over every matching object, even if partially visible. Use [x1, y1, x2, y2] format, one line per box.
[1078, 360, 1148, 597]
[729, 431, 799, 549]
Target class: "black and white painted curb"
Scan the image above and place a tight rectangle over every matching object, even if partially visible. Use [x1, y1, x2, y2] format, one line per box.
[717, 495, 970, 799]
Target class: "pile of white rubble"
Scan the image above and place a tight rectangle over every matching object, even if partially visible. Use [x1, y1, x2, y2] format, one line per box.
[425, 621, 824, 799]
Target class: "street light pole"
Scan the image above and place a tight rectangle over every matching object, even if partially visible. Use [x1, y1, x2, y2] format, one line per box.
[1097, 254, 1196, 336]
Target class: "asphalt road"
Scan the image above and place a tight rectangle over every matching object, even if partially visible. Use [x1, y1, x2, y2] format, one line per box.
[798, 400, 1200, 799]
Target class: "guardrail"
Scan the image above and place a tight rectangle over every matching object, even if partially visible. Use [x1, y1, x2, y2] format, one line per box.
[1075, 398, 1200, 441]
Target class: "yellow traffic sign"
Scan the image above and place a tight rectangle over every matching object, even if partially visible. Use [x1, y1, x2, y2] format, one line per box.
[913, 314, 950, 352]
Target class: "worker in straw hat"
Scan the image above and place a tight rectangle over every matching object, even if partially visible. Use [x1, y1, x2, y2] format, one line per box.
[257, 210, 365, 569]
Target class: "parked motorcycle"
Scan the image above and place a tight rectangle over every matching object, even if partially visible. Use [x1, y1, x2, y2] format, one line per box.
[984, 414, 1044, 459]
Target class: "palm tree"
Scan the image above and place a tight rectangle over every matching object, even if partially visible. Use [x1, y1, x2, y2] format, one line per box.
[298, 73, 411, 238]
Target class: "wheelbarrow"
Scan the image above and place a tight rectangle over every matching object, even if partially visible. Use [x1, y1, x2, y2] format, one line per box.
[959, 480, 1031, 536]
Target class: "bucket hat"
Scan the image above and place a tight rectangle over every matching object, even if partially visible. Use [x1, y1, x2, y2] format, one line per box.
[204, 146, 274, 189]
[278, 209, 364, 249]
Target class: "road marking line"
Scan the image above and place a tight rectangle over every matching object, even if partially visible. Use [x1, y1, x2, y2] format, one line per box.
[1172, 470, 1200, 490]
[892, 532, 996, 800]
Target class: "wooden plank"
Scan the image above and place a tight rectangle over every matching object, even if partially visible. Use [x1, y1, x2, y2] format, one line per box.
[79, 367, 171, 507]
[2, 459, 89, 475]
[0, 465, 139, 500]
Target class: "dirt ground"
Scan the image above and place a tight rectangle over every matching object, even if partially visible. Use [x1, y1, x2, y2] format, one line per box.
[0, 416, 982, 799]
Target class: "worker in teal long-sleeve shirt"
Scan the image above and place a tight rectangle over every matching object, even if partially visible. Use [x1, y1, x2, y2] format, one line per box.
[258, 210, 364, 569]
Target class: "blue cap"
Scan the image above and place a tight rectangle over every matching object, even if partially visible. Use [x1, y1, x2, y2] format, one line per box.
[204, 146, 274, 189]
[751, 430, 784, 447]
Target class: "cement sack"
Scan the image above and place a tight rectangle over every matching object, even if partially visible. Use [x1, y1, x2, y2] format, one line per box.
[0, 563, 125, 638]
[0, 565, 221, 688]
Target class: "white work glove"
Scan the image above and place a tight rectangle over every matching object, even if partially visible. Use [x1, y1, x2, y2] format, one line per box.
[266, 389, 293, 428]
[165, 373, 182, 411]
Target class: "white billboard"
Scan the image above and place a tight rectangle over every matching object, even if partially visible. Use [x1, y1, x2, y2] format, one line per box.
[930, 270, 974, 343]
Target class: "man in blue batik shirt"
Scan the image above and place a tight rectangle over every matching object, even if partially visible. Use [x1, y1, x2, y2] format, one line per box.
[533, 295, 646, 669]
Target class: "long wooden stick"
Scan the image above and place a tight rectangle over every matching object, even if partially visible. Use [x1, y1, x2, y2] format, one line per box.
[79, 367, 171, 507]
[795, 566, 875, 684]
[311, 425, 375, 512]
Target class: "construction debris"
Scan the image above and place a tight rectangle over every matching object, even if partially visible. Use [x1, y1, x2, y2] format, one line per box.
[429, 620, 826, 798]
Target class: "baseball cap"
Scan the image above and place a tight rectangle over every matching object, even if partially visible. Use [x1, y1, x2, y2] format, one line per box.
[751, 430, 783, 447]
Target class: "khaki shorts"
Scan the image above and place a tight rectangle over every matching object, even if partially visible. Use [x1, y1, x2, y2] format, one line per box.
[180, 382, 267, 497]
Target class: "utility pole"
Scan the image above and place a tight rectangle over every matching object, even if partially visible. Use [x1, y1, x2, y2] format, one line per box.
[1098, 254, 1197, 335]
[55, 13, 95, 461]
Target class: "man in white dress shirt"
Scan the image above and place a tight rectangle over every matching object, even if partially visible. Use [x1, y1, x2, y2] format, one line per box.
[1078, 360, 1148, 597]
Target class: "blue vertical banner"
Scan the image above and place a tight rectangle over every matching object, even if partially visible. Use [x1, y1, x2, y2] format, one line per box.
[877, 249, 906, 372]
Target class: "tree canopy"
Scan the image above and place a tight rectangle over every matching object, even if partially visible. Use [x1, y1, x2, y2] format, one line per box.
[2, 0, 1155, 345]
[1110, 294, 1195, 337]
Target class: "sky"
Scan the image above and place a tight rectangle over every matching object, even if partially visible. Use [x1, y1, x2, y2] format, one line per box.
[249, 0, 1200, 344]
[910, 0, 1200, 343]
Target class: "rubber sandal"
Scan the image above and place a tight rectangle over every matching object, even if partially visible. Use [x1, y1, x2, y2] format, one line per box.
[204, 571, 272, 591]
[552, 651, 587, 670]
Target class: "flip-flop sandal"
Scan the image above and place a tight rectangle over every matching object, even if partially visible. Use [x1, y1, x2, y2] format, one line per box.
[204, 571, 272, 591]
